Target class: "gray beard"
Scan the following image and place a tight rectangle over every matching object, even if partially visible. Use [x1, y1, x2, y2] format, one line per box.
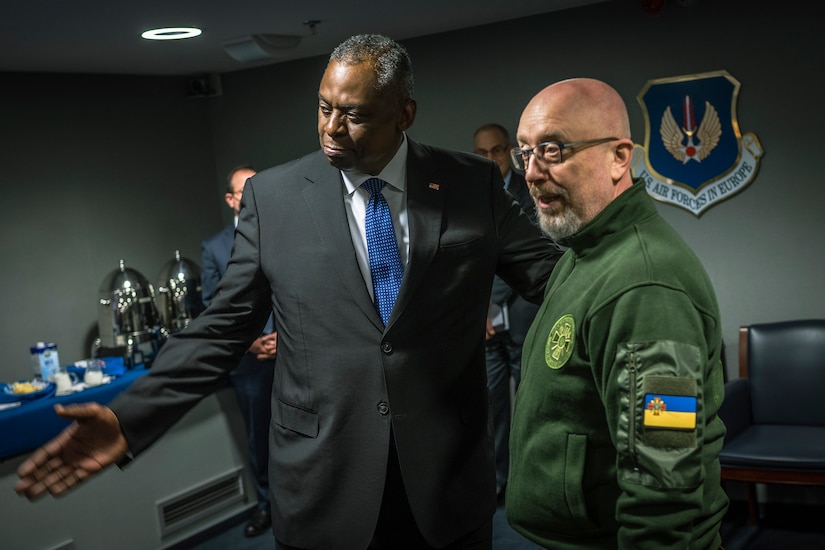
[538, 207, 582, 242]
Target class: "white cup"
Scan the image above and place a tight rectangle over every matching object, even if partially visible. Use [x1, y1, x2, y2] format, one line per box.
[54, 371, 78, 393]
[84, 360, 105, 387]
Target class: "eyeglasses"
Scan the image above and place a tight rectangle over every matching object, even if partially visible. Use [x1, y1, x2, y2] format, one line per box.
[510, 137, 618, 171]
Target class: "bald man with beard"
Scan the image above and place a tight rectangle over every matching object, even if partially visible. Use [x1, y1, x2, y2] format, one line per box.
[507, 78, 728, 549]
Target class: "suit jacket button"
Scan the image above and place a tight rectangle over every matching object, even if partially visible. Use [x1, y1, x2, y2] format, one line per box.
[381, 341, 393, 354]
[377, 402, 390, 415]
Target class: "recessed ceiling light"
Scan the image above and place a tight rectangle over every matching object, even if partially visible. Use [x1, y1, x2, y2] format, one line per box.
[141, 27, 202, 41]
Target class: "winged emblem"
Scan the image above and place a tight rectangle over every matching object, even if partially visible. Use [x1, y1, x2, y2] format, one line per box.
[660, 96, 722, 163]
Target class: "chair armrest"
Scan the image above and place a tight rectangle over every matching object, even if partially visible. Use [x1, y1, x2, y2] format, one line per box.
[718, 378, 752, 442]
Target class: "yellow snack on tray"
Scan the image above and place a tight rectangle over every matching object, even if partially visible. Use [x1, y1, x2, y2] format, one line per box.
[12, 381, 37, 394]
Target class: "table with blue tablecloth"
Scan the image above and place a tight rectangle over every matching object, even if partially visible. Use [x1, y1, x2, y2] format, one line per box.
[0, 367, 149, 461]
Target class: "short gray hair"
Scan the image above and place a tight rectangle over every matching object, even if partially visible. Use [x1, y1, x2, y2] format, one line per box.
[329, 34, 414, 104]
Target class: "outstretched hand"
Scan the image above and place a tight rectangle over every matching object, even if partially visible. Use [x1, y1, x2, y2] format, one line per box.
[14, 402, 128, 500]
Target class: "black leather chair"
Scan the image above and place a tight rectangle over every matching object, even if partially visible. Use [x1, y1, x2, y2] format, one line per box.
[718, 319, 825, 524]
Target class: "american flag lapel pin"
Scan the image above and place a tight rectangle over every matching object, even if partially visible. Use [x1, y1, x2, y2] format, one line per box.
[428, 182, 440, 190]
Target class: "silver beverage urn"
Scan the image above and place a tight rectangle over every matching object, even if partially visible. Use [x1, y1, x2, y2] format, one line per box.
[155, 250, 203, 335]
[93, 259, 163, 367]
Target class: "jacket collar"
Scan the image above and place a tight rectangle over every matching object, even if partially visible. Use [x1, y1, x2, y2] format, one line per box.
[560, 178, 656, 256]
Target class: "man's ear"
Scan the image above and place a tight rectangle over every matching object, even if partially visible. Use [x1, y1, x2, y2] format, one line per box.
[611, 139, 634, 181]
[398, 99, 417, 131]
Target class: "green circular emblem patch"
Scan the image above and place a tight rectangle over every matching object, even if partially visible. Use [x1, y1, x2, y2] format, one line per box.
[545, 314, 575, 369]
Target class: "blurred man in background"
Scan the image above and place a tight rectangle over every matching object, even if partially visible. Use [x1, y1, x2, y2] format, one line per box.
[201, 164, 277, 537]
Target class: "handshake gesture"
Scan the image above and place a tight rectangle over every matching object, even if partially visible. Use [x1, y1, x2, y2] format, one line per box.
[14, 402, 127, 500]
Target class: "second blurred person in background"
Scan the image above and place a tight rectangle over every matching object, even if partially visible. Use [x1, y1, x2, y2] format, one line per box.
[474, 123, 543, 504]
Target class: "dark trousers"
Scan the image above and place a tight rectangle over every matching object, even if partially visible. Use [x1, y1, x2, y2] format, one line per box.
[229, 352, 275, 510]
[367, 445, 492, 550]
[276, 444, 493, 550]
[484, 332, 522, 496]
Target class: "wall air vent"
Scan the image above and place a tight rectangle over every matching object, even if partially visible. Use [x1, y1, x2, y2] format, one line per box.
[156, 468, 246, 538]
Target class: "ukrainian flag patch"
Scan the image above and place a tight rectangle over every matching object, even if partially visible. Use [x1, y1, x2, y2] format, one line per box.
[643, 394, 697, 430]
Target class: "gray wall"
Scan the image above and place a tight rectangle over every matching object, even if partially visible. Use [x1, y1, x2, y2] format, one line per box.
[0, 0, 823, 543]
[1, 73, 222, 373]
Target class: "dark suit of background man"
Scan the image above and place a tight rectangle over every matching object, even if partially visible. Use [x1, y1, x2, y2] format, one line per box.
[201, 165, 277, 538]
[16, 34, 561, 550]
[473, 123, 541, 503]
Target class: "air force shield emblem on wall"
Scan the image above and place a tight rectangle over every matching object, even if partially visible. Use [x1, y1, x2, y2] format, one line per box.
[631, 70, 764, 216]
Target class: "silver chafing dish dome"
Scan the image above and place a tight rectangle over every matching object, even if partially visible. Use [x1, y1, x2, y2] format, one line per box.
[97, 259, 161, 347]
[155, 250, 203, 334]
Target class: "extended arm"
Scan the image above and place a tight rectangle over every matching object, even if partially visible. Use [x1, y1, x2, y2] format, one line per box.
[15, 403, 128, 500]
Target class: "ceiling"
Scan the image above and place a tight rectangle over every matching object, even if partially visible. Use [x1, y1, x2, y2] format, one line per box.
[0, 0, 609, 77]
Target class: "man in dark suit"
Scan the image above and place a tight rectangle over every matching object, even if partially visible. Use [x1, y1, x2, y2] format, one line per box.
[473, 123, 542, 504]
[15, 34, 560, 549]
[201, 164, 277, 537]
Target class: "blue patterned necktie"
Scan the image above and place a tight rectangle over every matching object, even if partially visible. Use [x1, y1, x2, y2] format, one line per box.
[362, 178, 404, 325]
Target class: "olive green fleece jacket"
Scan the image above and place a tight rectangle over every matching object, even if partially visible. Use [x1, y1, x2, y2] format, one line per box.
[507, 180, 728, 549]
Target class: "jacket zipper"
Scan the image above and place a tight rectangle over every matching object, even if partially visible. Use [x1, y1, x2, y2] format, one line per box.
[628, 349, 640, 473]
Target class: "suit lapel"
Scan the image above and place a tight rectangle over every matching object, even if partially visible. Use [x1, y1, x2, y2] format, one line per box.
[388, 139, 443, 328]
[302, 154, 383, 330]
[299, 143, 445, 331]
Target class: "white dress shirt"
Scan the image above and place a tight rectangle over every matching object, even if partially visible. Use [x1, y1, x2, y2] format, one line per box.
[341, 134, 410, 301]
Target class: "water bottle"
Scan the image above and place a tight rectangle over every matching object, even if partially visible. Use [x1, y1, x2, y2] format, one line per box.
[30, 342, 60, 381]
